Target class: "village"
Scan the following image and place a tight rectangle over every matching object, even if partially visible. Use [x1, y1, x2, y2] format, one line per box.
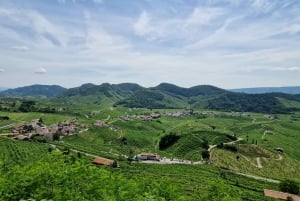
[7, 117, 86, 141]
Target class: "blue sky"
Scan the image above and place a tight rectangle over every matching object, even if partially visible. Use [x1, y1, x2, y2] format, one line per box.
[0, 0, 300, 88]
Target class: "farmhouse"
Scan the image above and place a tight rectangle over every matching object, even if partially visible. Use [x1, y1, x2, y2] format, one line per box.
[93, 157, 114, 166]
[264, 130, 274, 135]
[136, 153, 159, 161]
[264, 189, 300, 201]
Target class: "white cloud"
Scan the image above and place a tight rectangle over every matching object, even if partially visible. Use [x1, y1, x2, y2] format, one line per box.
[273, 66, 300, 72]
[34, 67, 47, 74]
[11, 46, 30, 51]
[186, 7, 224, 26]
[133, 11, 152, 36]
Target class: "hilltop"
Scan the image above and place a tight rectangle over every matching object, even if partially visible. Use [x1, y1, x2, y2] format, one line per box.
[0, 84, 67, 98]
[1, 83, 300, 113]
[231, 86, 300, 94]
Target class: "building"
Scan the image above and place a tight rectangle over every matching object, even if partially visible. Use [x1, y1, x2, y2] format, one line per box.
[93, 157, 114, 166]
[136, 153, 159, 161]
[264, 189, 300, 201]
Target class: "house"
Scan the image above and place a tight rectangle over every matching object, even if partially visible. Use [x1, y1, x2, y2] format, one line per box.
[264, 189, 300, 201]
[136, 153, 159, 161]
[93, 157, 114, 166]
[264, 130, 274, 135]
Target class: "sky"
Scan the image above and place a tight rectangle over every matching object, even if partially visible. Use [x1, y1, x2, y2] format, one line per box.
[0, 0, 300, 89]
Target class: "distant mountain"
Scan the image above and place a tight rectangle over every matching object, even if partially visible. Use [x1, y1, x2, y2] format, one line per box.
[0, 87, 8, 92]
[116, 83, 300, 113]
[0, 85, 67, 98]
[230, 86, 300, 94]
[2, 82, 300, 113]
[57, 83, 144, 105]
[152, 83, 226, 97]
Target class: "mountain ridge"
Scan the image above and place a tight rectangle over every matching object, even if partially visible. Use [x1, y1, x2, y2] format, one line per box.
[230, 86, 300, 94]
[0, 84, 67, 98]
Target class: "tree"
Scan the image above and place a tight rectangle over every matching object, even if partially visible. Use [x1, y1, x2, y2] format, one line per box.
[279, 180, 299, 195]
[202, 139, 210, 149]
[53, 132, 60, 141]
[159, 133, 180, 150]
[202, 150, 210, 160]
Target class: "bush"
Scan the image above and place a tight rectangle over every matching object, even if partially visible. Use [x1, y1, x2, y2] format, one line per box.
[201, 139, 209, 149]
[223, 144, 238, 152]
[279, 180, 299, 195]
[159, 133, 180, 150]
[202, 150, 210, 160]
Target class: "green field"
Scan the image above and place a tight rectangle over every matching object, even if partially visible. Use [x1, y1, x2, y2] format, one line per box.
[0, 104, 299, 200]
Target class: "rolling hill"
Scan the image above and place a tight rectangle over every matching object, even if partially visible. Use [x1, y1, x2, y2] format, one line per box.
[0, 84, 67, 98]
[231, 86, 300, 94]
[1, 82, 300, 113]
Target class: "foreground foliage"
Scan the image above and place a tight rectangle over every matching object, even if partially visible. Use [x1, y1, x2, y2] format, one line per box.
[0, 152, 183, 201]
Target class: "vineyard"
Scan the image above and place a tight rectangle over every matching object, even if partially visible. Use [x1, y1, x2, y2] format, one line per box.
[0, 137, 50, 166]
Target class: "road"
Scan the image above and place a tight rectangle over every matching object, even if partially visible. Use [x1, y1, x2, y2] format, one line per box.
[226, 170, 280, 184]
[208, 137, 243, 152]
[256, 157, 262, 168]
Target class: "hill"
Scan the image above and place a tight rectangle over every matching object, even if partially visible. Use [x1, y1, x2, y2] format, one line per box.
[231, 86, 300, 94]
[58, 83, 144, 105]
[1, 82, 300, 113]
[117, 83, 300, 113]
[0, 84, 67, 98]
[0, 87, 7, 92]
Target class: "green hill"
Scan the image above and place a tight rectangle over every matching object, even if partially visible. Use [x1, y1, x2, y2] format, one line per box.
[0, 85, 67, 98]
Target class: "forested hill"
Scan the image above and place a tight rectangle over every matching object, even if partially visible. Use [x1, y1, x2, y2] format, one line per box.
[231, 86, 300, 94]
[0, 85, 67, 98]
[115, 83, 300, 113]
[1, 83, 300, 113]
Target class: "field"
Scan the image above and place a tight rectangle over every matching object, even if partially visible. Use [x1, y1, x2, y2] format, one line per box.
[0, 104, 299, 200]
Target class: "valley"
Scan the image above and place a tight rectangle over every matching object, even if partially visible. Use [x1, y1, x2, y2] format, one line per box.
[0, 83, 300, 200]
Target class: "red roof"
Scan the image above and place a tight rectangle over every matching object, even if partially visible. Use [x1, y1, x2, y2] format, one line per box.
[93, 157, 114, 166]
[264, 189, 300, 201]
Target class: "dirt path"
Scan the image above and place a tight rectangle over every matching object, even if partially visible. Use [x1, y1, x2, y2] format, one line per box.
[209, 137, 243, 152]
[256, 157, 262, 168]
[225, 170, 280, 184]
[276, 154, 283, 160]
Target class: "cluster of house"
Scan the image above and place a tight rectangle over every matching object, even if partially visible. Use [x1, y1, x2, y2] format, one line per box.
[12, 117, 83, 141]
[94, 120, 118, 132]
[134, 153, 160, 161]
[120, 113, 161, 121]
[264, 115, 277, 120]
[164, 110, 193, 117]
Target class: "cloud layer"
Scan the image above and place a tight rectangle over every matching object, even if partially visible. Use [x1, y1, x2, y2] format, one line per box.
[0, 0, 299, 88]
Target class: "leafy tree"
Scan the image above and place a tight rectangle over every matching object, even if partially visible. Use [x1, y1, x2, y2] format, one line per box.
[202, 150, 210, 160]
[19, 100, 36, 112]
[201, 139, 209, 149]
[159, 133, 180, 150]
[279, 180, 299, 195]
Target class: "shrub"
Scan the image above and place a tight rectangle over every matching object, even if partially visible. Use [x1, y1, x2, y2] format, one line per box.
[159, 133, 180, 150]
[279, 180, 299, 195]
